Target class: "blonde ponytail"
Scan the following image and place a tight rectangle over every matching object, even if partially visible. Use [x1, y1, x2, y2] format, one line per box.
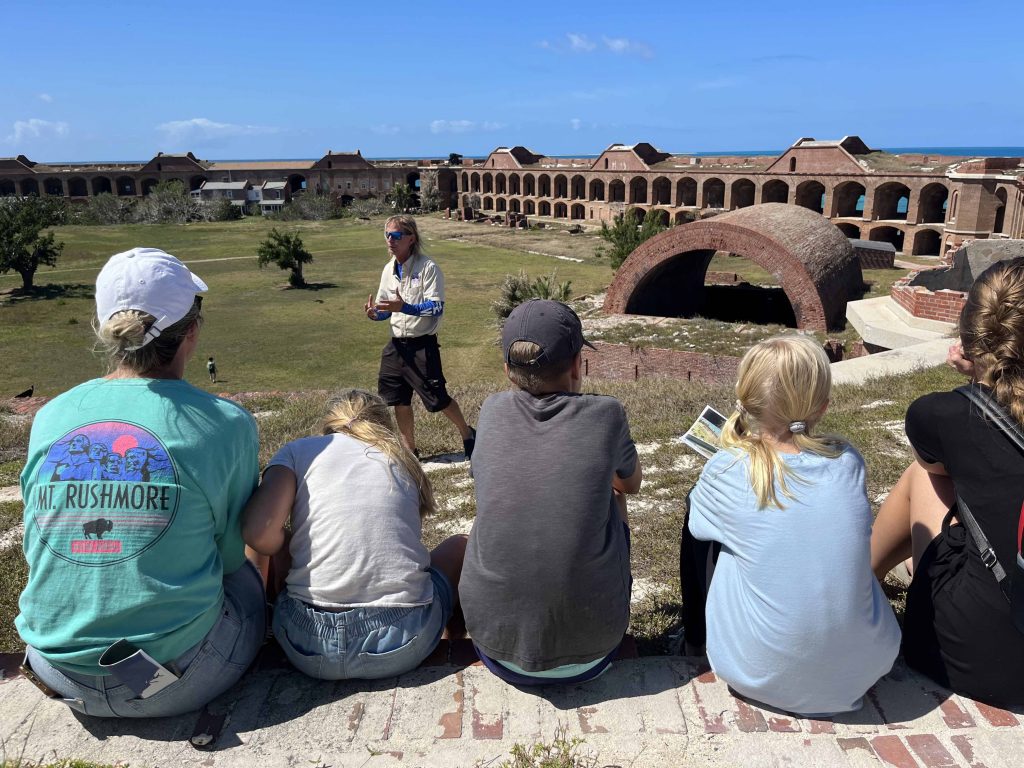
[721, 336, 846, 509]
[321, 389, 436, 517]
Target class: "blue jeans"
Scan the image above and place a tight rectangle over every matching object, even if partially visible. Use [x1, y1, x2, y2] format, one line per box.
[25, 561, 266, 718]
[273, 567, 453, 680]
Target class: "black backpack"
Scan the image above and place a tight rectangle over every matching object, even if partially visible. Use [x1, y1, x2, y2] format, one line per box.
[955, 384, 1024, 634]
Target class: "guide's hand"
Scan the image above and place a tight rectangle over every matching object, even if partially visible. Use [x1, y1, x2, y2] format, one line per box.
[375, 290, 405, 314]
[947, 342, 974, 377]
[364, 294, 378, 319]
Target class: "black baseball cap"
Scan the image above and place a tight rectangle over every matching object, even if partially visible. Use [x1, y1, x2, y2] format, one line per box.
[502, 299, 595, 368]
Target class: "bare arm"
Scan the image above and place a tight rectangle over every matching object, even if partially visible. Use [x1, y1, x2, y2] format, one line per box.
[242, 465, 296, 555]
[613, 462, 642, 494]
[913, 448, 948, 477]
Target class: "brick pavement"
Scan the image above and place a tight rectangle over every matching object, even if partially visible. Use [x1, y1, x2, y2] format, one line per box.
[2, 644, 1022, 768]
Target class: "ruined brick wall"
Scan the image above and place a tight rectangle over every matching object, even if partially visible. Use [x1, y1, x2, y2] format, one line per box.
[581, 341, 740, 384]
[852, 244, 896, 269]
[705, 271, 742, 284]
[890, 279, 966, 323]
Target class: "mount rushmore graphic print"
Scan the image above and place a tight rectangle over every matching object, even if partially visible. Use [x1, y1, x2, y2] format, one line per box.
[30, 421, 180, 566]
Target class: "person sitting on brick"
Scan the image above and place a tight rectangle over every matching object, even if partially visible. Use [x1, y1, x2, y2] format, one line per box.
[460, 299, 642, 684]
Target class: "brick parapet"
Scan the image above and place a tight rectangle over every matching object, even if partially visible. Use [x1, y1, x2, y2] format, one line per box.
[581, 341, 740, 384]
[890, 274, 967, 323]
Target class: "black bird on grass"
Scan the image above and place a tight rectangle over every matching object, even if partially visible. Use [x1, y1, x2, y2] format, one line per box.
[14, 385, 34, 398]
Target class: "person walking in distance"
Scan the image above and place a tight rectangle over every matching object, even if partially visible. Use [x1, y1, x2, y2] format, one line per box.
[207, 356, 217, 383]
[364, 215, 475, 459]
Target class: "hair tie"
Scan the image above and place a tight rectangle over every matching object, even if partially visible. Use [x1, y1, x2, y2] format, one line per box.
[343, 419, 357, 429]
[788, 421, 806, 434]
[735, 400, 747, 416]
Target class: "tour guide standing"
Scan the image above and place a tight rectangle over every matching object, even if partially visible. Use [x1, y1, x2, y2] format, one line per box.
[364, 214, 475, 458]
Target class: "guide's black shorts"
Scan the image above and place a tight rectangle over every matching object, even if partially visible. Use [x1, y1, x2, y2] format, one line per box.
[378, 334, 452, 413]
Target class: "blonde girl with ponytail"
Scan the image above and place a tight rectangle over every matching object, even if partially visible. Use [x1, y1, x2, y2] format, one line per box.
[686, 335, 900, 717]
[243, 388, 467, 681]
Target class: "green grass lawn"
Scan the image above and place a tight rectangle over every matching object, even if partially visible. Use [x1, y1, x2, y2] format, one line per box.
[0, 216, 611, 398]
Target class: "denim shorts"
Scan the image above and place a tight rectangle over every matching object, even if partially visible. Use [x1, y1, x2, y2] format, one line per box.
[273, 567, 453, 680]
[25, 560, 266, 718]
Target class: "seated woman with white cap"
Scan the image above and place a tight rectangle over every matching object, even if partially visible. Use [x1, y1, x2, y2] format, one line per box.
[17, 247, 265, 718]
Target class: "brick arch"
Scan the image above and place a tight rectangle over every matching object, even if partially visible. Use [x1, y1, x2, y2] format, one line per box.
[603, 203, 861, 331]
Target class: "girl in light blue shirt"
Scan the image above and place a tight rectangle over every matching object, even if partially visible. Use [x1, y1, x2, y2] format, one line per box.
[688, 335, 899, 717]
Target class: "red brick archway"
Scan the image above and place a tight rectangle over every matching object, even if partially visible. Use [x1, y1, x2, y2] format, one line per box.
[603, 203, 862, 331]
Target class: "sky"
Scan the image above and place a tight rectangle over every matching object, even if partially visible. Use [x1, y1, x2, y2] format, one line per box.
[4, 0, 1023, 162]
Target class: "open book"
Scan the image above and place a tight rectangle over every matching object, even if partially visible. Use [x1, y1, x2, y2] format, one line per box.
[680, 405, 728, 459]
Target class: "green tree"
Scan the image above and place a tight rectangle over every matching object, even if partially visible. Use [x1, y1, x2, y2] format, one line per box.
[388, 182, 414, 212]
[447, 152, 463, 166]
[0, 196, 66, 291]
[597, 209, 668, 270]
[418, 169, 443, 212]
[256, 228, 313, 288]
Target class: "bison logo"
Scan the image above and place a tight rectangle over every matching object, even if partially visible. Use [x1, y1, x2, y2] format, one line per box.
[82, 518, 114, 539]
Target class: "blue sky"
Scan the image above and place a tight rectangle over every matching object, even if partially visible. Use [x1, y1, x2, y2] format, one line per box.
[4, 0, 1023, 161]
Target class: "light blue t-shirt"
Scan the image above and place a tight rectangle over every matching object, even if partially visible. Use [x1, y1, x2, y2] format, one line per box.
[17, 378, 259, 675]
[689, 445, 900, 715]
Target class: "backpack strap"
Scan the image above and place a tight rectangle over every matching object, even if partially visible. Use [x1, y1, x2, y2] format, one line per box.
[954, 384, 1024, 603]
[955, 493, 1009, 595]
[956, 384, 1024, 453]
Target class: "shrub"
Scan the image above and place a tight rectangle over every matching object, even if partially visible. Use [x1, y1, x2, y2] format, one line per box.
[272, 193, 340, 221]
[492, 269, 573, 324]
[346, 196, 393, 218]
[202, 198, 242, 222]
[133, 180, 200, 224]
[387, 182, 415, 212]
[77, 193, 131, 225]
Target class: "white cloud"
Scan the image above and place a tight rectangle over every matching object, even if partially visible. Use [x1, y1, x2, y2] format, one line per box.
[371, 123, 401, 135]
[602, 36, 653, 58]
[430, 119, 474, 134]
[430, 120, 504, 134]
[4, 118, 69, 144]
[567, 33, 596, 52]
[37, 93, 53, 103]
[570, 118, 582, 131]
[156, 117, 279, 143]
[539, 33, 653, 58]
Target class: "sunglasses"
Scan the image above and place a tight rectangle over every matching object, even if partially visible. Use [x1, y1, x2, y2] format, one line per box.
[385, 231, 406, 241]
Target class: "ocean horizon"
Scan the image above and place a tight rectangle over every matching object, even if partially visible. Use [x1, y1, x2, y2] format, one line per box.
[36, 146, 1024, 165]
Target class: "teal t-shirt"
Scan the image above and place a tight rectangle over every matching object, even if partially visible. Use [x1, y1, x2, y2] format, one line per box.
[16, 378, 259, 675]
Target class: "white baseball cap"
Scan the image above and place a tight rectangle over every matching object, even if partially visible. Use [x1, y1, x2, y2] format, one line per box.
[96, 247, 208, 348]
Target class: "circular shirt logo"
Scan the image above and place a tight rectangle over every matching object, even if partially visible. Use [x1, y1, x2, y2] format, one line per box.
[30, 421, 180, 566]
